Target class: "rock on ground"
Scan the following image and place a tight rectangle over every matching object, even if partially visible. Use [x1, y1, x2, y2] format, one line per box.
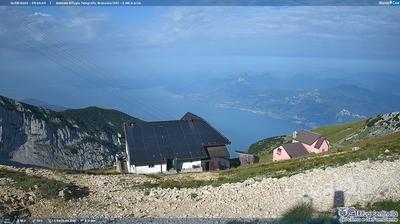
[1, 159, 399, 219]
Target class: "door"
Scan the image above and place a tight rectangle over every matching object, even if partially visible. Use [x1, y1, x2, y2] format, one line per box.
[167, 159, 173, 170]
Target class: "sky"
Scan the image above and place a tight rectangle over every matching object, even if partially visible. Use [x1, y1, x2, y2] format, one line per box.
[0, 6, 400, 120]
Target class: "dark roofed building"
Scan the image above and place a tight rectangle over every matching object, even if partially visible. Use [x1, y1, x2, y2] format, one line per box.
[124, 112, 231, 173]
[281, 143, 309, 158]
[294, 130, 322, 145]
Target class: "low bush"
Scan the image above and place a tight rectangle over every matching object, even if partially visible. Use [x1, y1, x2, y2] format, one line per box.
[0, 168, 89, 200]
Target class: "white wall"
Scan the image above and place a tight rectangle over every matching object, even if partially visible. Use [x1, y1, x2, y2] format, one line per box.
[181, 160, 202, 170]
[128, 161, 202, 173]
[130, 164, 167, 174]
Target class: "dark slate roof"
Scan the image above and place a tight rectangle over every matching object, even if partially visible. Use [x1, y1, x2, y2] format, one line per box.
[281, 143, 309, 158]
[181, 112, 202, 120]
[207, 146, 230, 159]
[295, 130, 322, 146]
[314, 137, 325, 149]
[124, 113, 231, 165]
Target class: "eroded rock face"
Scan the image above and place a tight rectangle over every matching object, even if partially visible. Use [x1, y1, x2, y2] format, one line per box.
[0, 96, 118, 170]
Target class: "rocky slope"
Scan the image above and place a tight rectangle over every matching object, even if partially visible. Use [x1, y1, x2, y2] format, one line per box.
[1, 159, 399, 219]
[0, 95, 140, 170]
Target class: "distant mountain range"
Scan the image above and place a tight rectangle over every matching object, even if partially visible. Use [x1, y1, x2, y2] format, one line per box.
[0, 95, 140, 169]
[169, 74, 400, 128]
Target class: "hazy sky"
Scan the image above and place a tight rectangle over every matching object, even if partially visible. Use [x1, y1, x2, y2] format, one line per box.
[0, 6, 399, 118]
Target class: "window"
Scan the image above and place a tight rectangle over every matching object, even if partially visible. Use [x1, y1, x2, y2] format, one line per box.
[148, 164, 155, 168]
[277, 148, 282, 155]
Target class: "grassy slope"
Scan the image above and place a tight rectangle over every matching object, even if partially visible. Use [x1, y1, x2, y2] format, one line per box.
[314, 120, 365, 144]
[248, 119, 367, 162]
[141, 114, 400, 189]
[248, 135, 291, 162]
[0, 168, 86, 199]
[248, 135, 289, 154]
[60, 107, 141, 135]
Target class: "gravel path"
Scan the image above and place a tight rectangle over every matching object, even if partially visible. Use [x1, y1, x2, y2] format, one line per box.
[20, 159, 400, 219]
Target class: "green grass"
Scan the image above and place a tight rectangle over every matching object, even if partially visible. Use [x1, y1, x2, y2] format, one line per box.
[356, 200, 400, 213]
[55, 166, 118, 175]
[366, 115, 384, 127]
[280, 202, 334, 224]
[369, 200, 400, 213]
[313, 120, 366, 144]
[248, 135, 291, 154]
[60, 106, 141, 135]
[139, 132, 400, 189]
[281, 202, 313, 223]
[247, 118, 367, 162]
[258, 152, 273, 163]
[0, 168, 87, 199]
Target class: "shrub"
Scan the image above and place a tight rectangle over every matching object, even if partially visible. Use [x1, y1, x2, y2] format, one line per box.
[281, 202, 313, 223]
[0, 168, 89, 200]
[190, 193, 198, 199]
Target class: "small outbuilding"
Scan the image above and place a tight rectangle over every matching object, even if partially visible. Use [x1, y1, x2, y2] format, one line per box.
[202, 146, 231, 171]
[236, 150, 260, 166]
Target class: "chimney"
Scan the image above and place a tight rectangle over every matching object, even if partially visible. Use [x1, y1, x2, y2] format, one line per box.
[292, 131, 298, 139]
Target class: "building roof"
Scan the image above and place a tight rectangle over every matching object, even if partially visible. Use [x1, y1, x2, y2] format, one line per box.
[207, 146, 230, 159]
[124, 112, 231, 165]
[295, 130, 322, 146]
[181, 112, 202, 120]
[281, 143, 309, 158]
[235, 150, 257, 155]
[314, 137, 326, 149]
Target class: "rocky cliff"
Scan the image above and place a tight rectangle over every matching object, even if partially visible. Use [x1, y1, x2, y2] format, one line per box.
[0, 95, 139, 170]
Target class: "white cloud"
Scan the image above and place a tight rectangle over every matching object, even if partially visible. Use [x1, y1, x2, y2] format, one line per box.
[132, 6, 400, 45]
[32, 12, 51, 17]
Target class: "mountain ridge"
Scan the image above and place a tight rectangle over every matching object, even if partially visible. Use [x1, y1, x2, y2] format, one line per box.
[0, 94, 140, 170]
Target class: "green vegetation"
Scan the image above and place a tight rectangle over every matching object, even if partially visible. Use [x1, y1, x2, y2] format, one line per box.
[60, 106, 141, 135]
[248, 135, 290, 154]
[366, 115, 383, 127]
[0, 94, 141, 141]
[1, 95, 143, 158]
[190, 192, 198, 199]
[139, 132, 400, 189]
[55, 166, 118, 175]
[313, 120, 365, 144]
[0, 168, 88, 200]
[280, 202, 333, 224]
[281, 202, 313, 223]
[356, 200, 400, 213]
[251, 118, 369, 159]
[248, 135, 291, 163]
[279, 200, 400, 224]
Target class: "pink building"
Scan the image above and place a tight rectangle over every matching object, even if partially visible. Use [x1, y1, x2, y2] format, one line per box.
[273, 130, 329, 162]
